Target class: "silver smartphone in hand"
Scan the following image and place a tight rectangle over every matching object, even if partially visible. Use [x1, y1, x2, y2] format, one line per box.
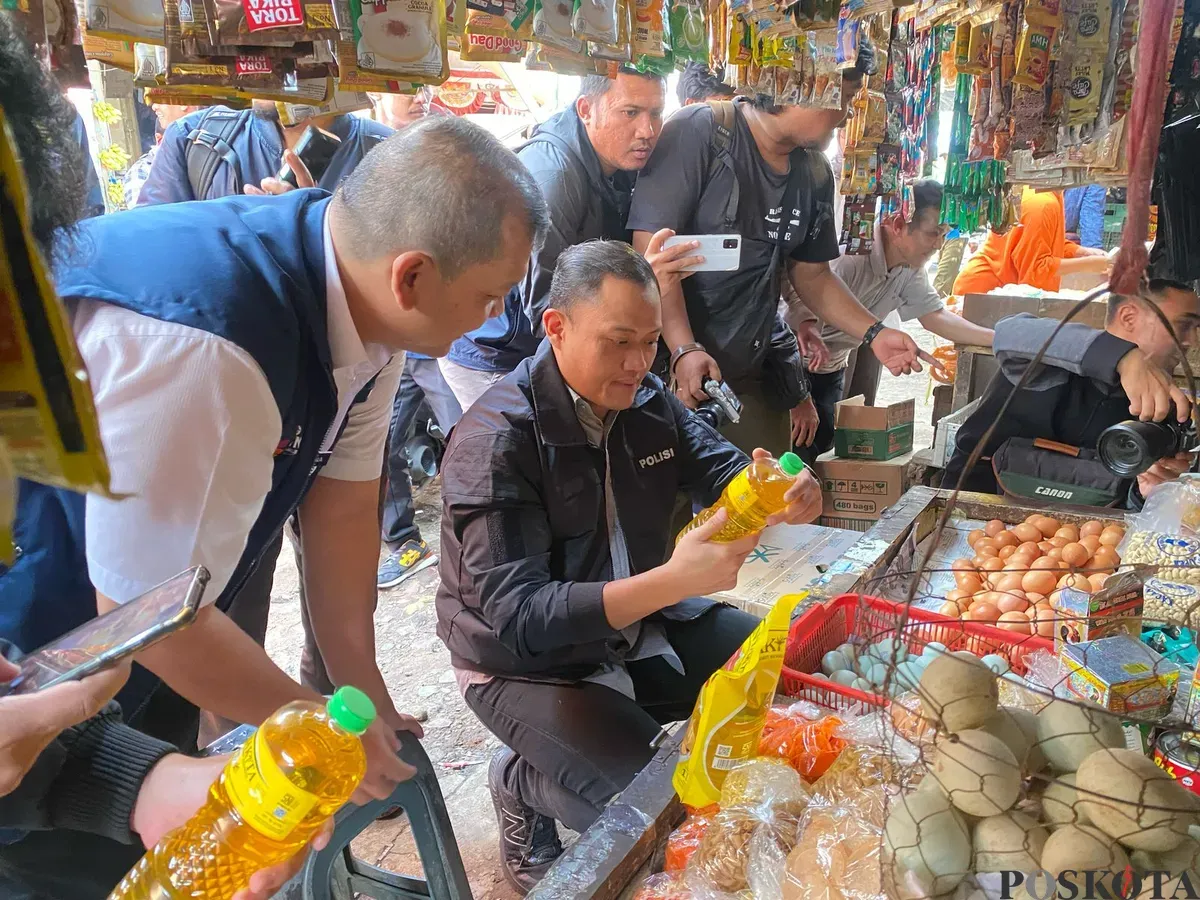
[663, 234, 742, 272]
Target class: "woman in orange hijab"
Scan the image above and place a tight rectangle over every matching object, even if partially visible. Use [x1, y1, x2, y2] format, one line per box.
[952, 187, 1111, 294]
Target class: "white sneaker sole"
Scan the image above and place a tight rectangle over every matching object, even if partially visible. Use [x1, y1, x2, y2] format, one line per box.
[378, 553, 439, 589]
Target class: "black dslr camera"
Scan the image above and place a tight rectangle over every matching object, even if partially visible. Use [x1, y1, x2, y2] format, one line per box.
[694, 378, 743, 430]
[1097, 408, 1198, 477]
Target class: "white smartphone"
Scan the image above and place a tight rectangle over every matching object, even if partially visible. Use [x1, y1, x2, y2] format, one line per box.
[663, 234, 742, 272]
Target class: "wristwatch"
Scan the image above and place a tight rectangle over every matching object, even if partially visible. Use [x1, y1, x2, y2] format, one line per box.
[670, 342, 706, 374]
[861, 320, 886, 348]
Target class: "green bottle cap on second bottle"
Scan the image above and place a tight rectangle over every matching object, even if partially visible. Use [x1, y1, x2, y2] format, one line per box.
[779, 451, 805, 476]
[327, 686, 376, 735]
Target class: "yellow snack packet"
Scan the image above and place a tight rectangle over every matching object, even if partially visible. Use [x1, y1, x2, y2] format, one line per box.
[673, 592, 808, 809]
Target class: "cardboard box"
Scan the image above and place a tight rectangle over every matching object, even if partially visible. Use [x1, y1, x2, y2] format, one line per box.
[815, 448, 918, 531]
[832, 395, 915, 460]
[931, 397, 982, 469]
[1050, 570, 1144, 654]
[1060, 634, 1179, 718]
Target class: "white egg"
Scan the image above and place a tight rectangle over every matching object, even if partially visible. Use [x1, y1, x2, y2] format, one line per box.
[981, 653, 1011, 675]
[831, 670, 858, 687]
[851, 677, 873, 693]
[821, 650, 848, 676]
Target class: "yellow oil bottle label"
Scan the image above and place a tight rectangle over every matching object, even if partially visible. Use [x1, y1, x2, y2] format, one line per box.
[722, 468, 757, 517]
[224, 729, 319, 840]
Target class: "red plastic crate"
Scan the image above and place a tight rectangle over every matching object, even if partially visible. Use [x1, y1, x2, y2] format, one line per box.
[778, 593, 1054, 710]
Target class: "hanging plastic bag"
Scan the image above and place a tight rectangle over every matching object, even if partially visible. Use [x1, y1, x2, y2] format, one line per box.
[668, 0, 707, 64]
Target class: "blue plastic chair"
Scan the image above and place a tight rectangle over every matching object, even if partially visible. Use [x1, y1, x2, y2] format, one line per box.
[208, 727, 473, 900]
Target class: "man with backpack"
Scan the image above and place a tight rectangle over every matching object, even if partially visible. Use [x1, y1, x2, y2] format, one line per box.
[136, 101, 392, 205]
[439, 70, 701, 410]
[629, 58, 935, 456]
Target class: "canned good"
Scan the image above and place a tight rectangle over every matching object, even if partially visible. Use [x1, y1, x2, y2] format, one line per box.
[1153, 730, 1200, 796]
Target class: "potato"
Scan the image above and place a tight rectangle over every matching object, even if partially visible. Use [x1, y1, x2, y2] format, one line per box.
[919, 653, 999, 733]
[885, 785, 972, 896]
[973, 810, 1049, 872]
[981, 707, 1045, 775]
[1035, 699, 1124, 772]
[1076, 748, 1196, 851]
[931, 729, 1022, 817]
[1041, 823, 1130, 872]
[1039, 773, 1086, 828]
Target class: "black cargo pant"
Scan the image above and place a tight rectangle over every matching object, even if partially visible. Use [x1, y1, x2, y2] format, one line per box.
[464, 605, 757, 833]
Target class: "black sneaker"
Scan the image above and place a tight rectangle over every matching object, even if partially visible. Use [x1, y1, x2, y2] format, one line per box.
[377, 539, 438, 589]
[488, 747, 563, 896]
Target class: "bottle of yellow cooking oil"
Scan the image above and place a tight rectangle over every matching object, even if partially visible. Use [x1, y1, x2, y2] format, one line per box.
[108, 686, 376, 900]
[676, 452, 806, 544]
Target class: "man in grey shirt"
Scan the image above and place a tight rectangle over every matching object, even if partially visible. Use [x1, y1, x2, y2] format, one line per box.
[787, 180, 995, 464]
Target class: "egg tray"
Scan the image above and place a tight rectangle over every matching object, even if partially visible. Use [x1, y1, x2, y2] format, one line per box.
[779, 593, 1053, 710]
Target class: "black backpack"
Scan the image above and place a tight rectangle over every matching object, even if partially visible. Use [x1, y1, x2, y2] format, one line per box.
[184, 107, 256, 200]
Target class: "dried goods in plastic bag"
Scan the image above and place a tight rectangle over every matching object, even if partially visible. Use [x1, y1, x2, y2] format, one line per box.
[687, 806, 803, 899]
[758, 711, 847, 782]
[809, 746, 915, 829]
[634, 871, 695, 900]
[782, 805, 885, 900]
[665, 813, 715, 873]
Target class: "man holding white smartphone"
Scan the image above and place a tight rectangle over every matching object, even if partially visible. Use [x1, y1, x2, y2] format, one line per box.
[630, 51, 934, 456]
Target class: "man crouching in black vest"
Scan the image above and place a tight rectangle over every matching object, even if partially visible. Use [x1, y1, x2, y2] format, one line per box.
[943, 279, 1200, 508]
[434, 240, 822, 893]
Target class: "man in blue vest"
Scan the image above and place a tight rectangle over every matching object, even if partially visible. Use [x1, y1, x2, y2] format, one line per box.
[438, 70, 701, 410]
[137, 101, 393, 205]
[1, 115, 548, 897]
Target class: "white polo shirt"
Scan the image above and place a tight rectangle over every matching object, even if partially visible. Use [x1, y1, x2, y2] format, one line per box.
[73, 213, 402, 605]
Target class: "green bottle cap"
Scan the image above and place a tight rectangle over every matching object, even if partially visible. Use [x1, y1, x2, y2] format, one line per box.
[779, 452, 805, 477]
[327, 686, 376, 736]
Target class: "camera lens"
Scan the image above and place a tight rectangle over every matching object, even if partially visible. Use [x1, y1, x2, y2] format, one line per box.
[722, 238, 737, 249]
[1097, 420, 1178, 477]
[694, 402, 722, 430]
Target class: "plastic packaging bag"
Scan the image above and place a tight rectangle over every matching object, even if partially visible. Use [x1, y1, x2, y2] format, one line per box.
[635, 871, 695, 900]
[808, 746, 916, 829]
[674, 593, 807, 808]
[758, 710, 848, 782]
[782, 805, 885, 900]
[665, 813, 716, 873]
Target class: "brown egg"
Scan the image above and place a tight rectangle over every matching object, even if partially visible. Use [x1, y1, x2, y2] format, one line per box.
[1054, 525, 1080, 543]
[940, 600, 961, 617]
[1099, 526, 1125, 547]
[1031, 603, 1056, 637]
[1013, 523, 1043, 544]
[1032, 557, 1060, 570]
[954, 572, 983, 593]
[997, 593, 1029, 614]
[1058, 573, 1092, 592]
[1049, 536, 1070, 548]
[1015, 540, 1041, 558]
[1003, 557, 1030, 572]
[1092, 547, 1120, 571]
[1037, 517, 1061, 538]
[1025, 513, 1044, 526]
[998, 545, 1016, 560]
[1079, 535, 1102, 554]
[969, 602, 1001, 623]
[1088, 572, 1109, 592]
[952, 557, 975, 572]
[1046, 548, 1063, 561]
[994, 572, 1025, 593]
[1022, 569, 1059, 596]
[1080, 520, 1104, 538]
[992, 531, 1019, 550]
[1025, 592, 1047, 605]
[981, 557, 1004, 573]
[971, 555, 988, 568]
[1061, 543, 1089, 567]
[985, 519, 1006, 537]
[997, 610, 1032, 633]
[967, 529, 988, 548]
[975, 540, 999, 557]
[1038, 541, 1055, 553]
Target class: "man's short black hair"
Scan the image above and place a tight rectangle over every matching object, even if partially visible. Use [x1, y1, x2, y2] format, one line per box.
[548, 240, 659, 313]
[911, 179, 944, 227]
[0, 12, 86, 255]
[677, 62, 734, 105]
[579, 70, 666, 100]
[1106, 278, 1198, 323]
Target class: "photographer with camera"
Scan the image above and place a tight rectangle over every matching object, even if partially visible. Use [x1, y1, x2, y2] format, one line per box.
[942, 280, 1200, 508]
[435, 241, 821, 894]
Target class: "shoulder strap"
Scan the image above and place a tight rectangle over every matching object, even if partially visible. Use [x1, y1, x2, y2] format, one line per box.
[185, 108, 253, 200]
[704, 100, 739, 230]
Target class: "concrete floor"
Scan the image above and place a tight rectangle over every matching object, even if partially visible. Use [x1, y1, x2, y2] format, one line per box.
[259, 320, 942, 898]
